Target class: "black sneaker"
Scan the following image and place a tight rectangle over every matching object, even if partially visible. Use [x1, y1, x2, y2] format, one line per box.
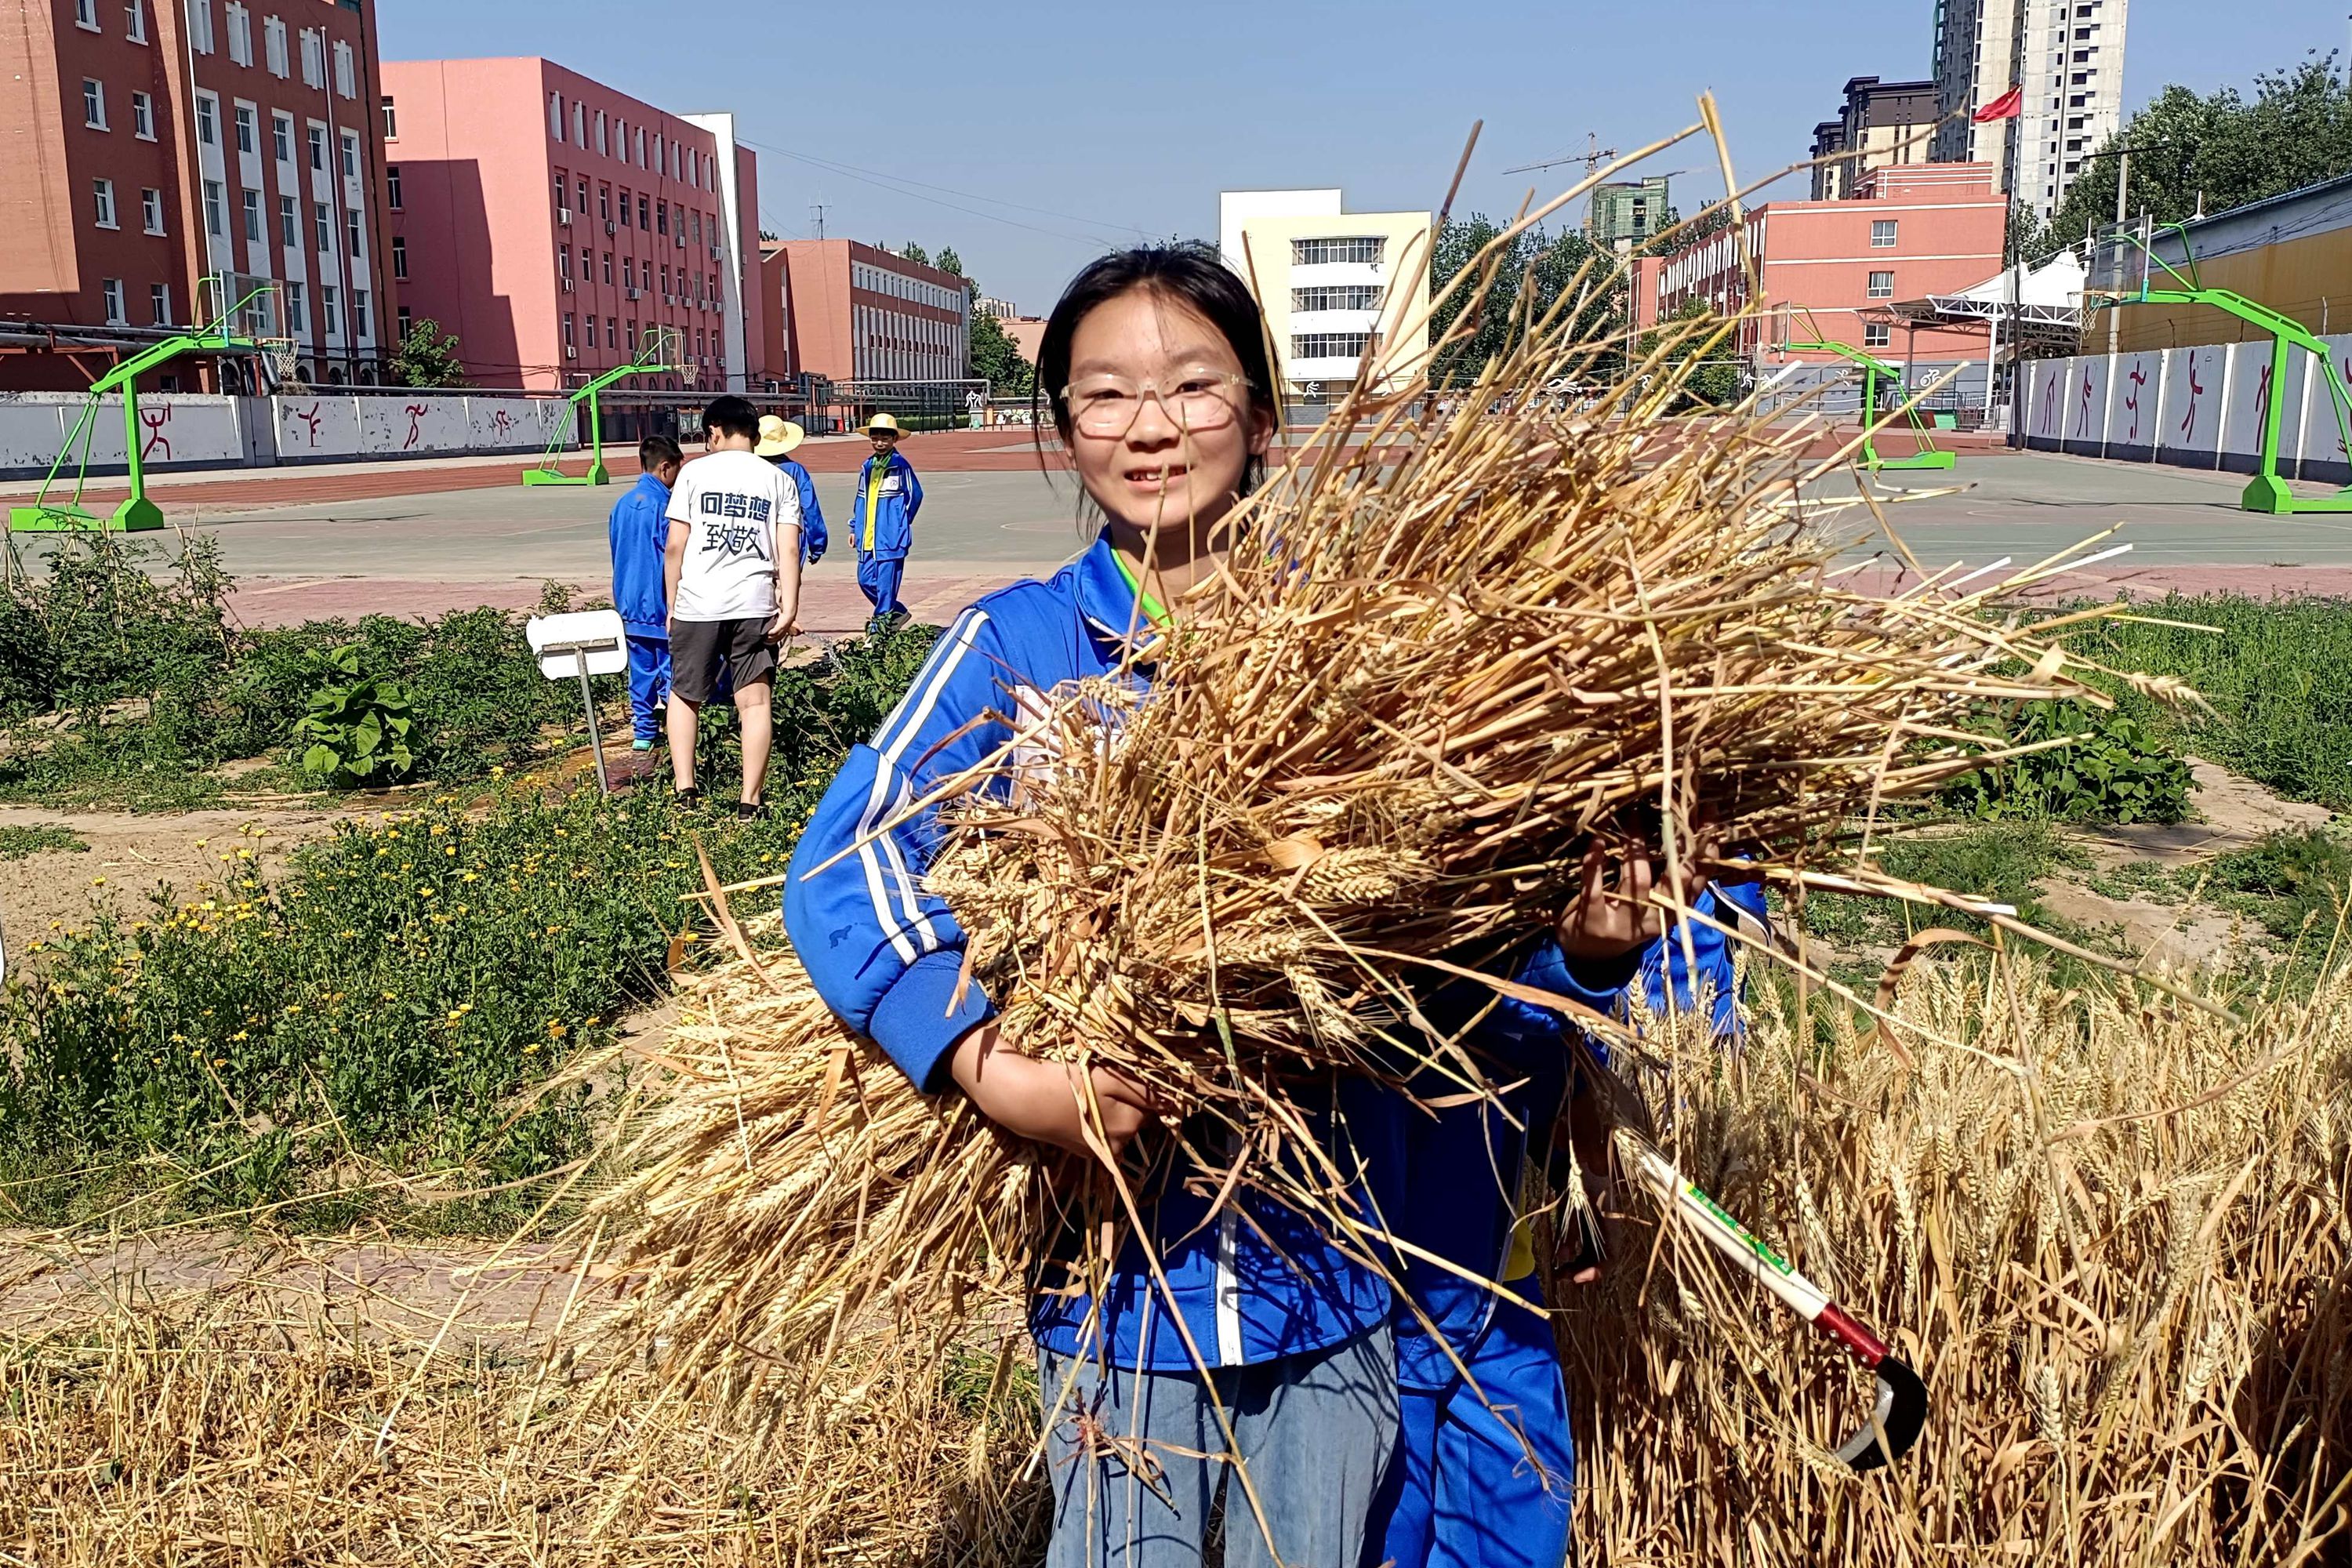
[674, 786, 705, 807]
[735, 800, 766, 821]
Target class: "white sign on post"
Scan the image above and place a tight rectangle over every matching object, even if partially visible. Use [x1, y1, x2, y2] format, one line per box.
[527, 610, 628, 794]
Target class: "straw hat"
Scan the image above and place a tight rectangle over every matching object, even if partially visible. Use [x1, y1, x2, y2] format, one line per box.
[861, 412, 903, 438]
[753, 414, 805, 458]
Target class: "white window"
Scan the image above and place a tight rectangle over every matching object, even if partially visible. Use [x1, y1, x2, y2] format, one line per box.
[196, 93, 219, 146]
[264, 15, 287, 78]
[1293, 236, 1384, 266]
[131, 90, 154, 139]
[141, 187, 164, 234]
[226, 2, 249, 65]
[92, 178, 117, 228]
[125, 0, 146, 42]
[562, 311, 575, 347]
[572, 101, 585, 146]
[595, 111, 607, 155]
[75, 0, 99, 29]
[1867, 269, 1895, 299]
[101, 278, 125, 325]
[321, 284, 340, 339]
[1871, 219, 1898, 248]
[151, 282, 171, 325]
[272, 111, 292, 162]
[299, 28, 324, 89]
[234, 103, 256, 154]
[313, 201, 331, 250]
[242, 190, 261, 243]
[1293, 332, 1373, 359]
[82, 78, 107, 129]
[381, 96, 397, 140]
[307, 123, 325, 171]
[189, 0, 213, 52]
[353, 289, 370, 339]
[203, 180, 225, 235]
[339, 129, 359, 180]
[285, 280, 306, 333]
[277, 194, 296, 246]
[386, 165, 401, 210]
[549, 93, 564, 141]
[1864, 321, 1893, 347]
[345, 208, 363, 256]
[634, 125, 644, 166]
[391, 234, 407, 278]
[332, 40, 355, 100]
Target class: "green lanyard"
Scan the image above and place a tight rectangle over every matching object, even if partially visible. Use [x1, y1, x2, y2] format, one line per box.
[861, 455, 890, 552]
[1111, 549, 1171, 627]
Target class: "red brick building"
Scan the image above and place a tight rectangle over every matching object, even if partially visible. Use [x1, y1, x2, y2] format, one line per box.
[0, 0, 398, 390]
[766, 238, 969, 387]
[378, 57, 767, 394]
[1633, 162, 2007, 384]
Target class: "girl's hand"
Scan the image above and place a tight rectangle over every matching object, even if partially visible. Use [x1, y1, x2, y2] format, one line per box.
[1556, 837, 1712, 960]
[948, 1021, 1166, 1160]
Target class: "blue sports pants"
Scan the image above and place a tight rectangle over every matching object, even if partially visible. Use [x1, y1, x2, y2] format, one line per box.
[1368, 1300, 1574, 1568]
[857, 553, 906, 624]
[625, 633, 670, 742]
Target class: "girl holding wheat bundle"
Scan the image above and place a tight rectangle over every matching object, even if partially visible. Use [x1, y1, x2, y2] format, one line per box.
[783, 245, 1689, 1567]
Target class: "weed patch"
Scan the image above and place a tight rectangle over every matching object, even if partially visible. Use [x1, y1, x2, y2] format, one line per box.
[0, 824, 89, 860]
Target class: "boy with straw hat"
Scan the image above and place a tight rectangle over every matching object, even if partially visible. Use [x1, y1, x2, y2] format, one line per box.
[849, 412, 922, 631]
[755, 413, 829, 568]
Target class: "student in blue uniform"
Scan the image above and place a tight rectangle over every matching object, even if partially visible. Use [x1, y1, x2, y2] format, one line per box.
[607, 434, 684, 752]
[1370, 880, 1773, 1568]
[786, 245, 1676, 1568]
[848, 411, 921, 629]
[755, 414, 828, 567]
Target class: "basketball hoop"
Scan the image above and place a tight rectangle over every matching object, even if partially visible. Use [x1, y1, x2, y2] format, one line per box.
[680, 358, 700, 390]
[259, 336, 301, 390]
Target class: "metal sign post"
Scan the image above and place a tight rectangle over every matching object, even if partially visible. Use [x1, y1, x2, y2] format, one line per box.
[525, 610, 630, 795]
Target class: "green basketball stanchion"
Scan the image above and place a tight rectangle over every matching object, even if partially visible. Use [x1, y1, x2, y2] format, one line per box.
[1773, 318, 1955, 474]
[522, 326, 681, 488]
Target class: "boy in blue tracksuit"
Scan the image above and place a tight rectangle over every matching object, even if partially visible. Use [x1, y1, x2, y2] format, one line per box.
[755, 414, 829, 567]
[1371, 880, 1772, 1568]
[849, 412, 921, 629]
[607, 434, 684, 750]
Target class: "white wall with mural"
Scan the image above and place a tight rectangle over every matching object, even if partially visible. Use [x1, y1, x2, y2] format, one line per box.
[0, 391, 575, 478]
[2023, 336, 2352, 484]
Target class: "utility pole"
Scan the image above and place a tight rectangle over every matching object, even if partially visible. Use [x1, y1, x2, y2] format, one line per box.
[809, 201, 827, 240]
[2107, 144, 2128, 356]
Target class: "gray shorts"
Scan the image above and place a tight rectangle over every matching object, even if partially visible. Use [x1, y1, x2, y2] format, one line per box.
[669, 615, 775, 703]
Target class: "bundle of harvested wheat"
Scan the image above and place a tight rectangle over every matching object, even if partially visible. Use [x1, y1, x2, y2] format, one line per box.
[576, 151, 2187, 1417]
[1566, 946, 2352, 1566]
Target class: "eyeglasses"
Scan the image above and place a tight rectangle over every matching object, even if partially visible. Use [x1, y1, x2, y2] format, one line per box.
[1062, 368, 1250, 437]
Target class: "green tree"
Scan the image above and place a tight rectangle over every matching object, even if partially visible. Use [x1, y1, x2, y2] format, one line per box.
[901, 241, 931, 266]
[937, 246, 964, 278]
[970, 307, 1033, 397]
[1635, 296, 1742, 411]
[386, 318, 466, 389]
[2044, 56, 2352, 251]
[1429, 215, 1624, 387]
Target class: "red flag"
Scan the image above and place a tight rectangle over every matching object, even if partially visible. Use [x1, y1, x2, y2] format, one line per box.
[1973, 85, 2024, 123]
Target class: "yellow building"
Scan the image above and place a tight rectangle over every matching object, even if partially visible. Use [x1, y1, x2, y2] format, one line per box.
[2089, 175, 2352, 353]
[1218, 190, 1434, 398]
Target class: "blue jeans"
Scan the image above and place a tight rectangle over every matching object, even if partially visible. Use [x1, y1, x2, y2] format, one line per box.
[1040, 1324, 1398, 1568]
[1369, 1298, 1573, 1568]
[625, 633, 670, 742]
[857, 553, 906, 623]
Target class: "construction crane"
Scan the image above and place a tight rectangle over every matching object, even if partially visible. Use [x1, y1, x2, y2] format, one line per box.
[1503, 132, 1619, 176]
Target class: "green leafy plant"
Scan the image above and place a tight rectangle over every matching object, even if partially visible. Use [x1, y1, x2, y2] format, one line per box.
[292, 645, 419, 789]
[0, 824, 89, 860]
[1944, 701, 2191, 825]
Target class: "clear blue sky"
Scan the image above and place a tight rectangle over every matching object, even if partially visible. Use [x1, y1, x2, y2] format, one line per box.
[381, 0, 2350, 312]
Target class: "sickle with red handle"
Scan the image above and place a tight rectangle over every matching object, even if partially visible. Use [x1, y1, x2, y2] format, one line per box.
[1621, 1131, 1929, 1472]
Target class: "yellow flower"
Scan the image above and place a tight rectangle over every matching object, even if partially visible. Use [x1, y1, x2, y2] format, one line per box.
[90, 876, 107, 887]
[200, 900, 217, 912]
[585, 1016, 602, 1027]
[521, 1042, 540, 1054]
[236, 848, 254, 861]
[418, 887, 436, 898]
[337, 929, 358, 940]
[462, 871, 479, 883]
[285, 1004, 302, 1016]
[381, 990, 397, 1001]
[229, 1031, 249, 1043]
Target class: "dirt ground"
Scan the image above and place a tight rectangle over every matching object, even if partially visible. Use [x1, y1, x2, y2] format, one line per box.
[0, 800, 356, 959]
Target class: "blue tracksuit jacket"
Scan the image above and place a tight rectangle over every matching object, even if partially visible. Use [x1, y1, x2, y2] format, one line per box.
[786, 531, 1395, 1371]
[850, 450, 922, 560]
[776, 457, 827, 564]
[608, 471, 672, 637]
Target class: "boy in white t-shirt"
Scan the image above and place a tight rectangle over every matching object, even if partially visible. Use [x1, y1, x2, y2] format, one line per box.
[662, 394, 803, 815]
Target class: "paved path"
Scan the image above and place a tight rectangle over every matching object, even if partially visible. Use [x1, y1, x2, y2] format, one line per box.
[13, 449, 2352, 633]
